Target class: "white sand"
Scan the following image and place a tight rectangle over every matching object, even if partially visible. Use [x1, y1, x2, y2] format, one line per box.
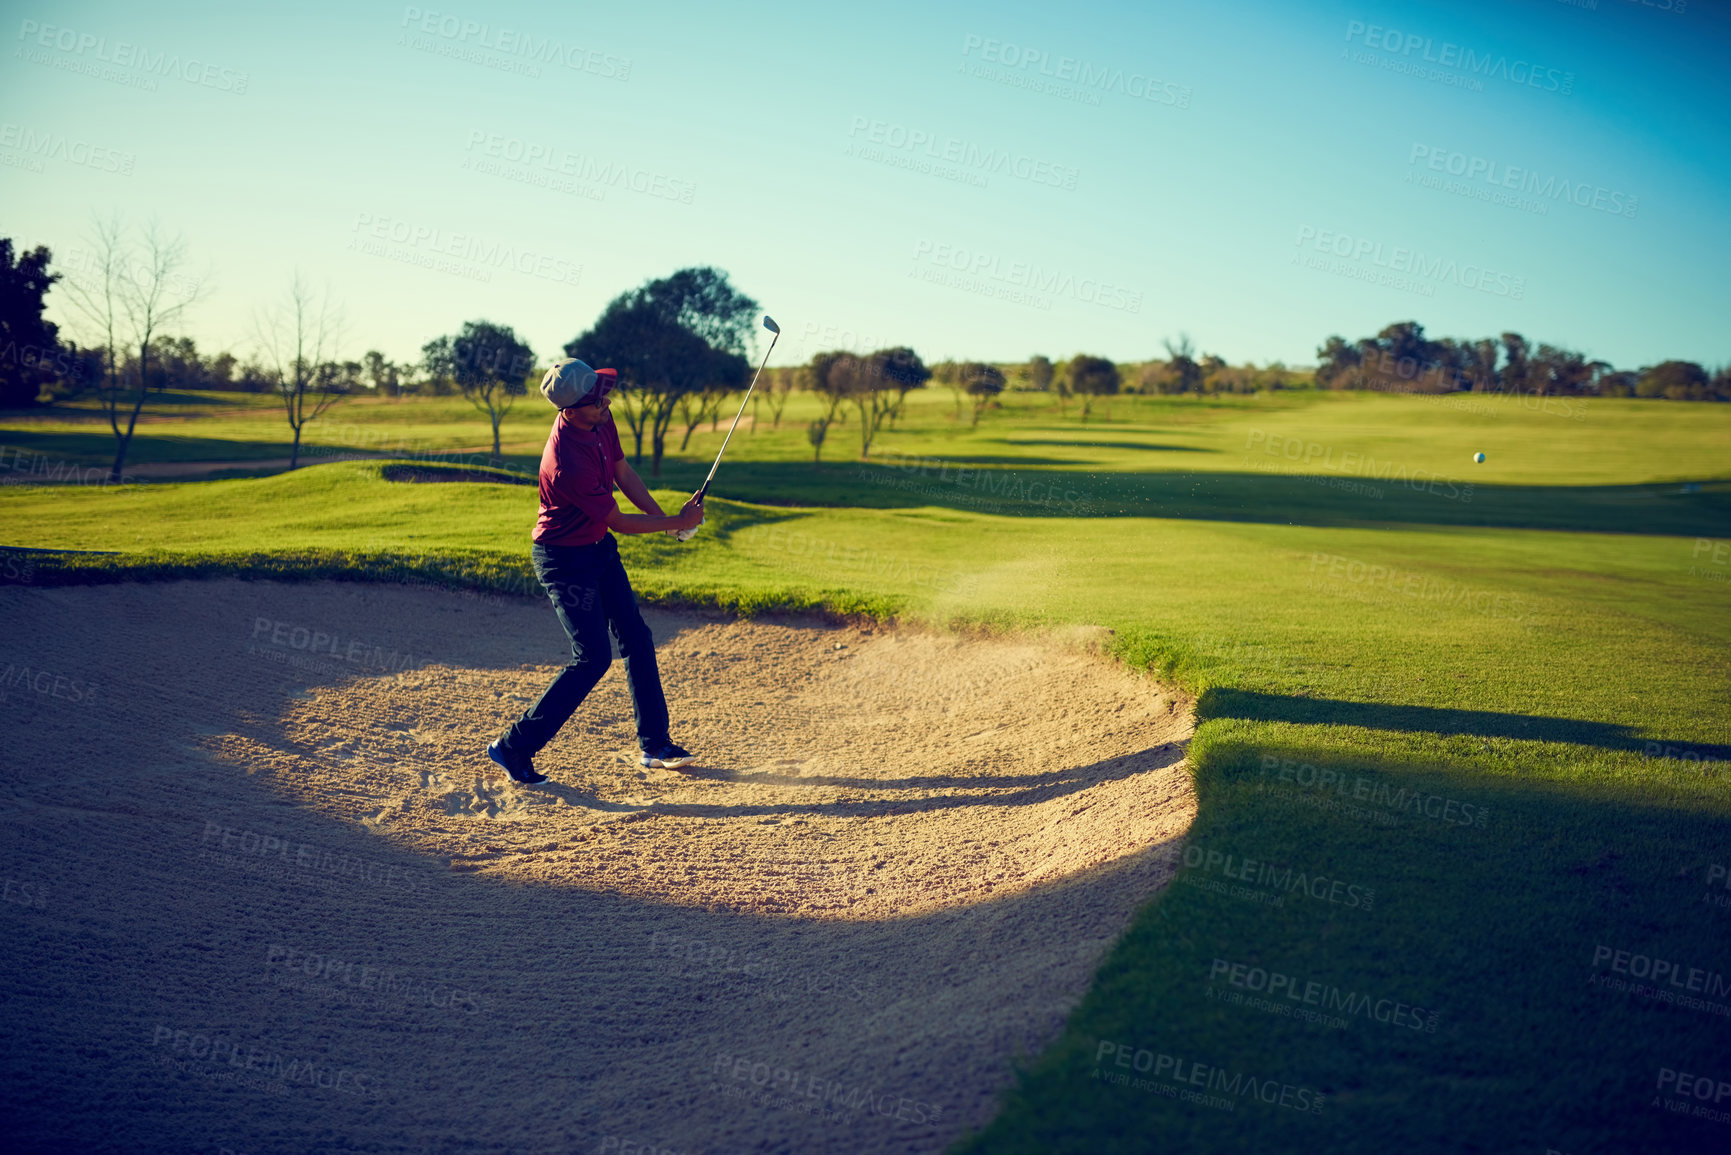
[0, 579, 1193, 1153]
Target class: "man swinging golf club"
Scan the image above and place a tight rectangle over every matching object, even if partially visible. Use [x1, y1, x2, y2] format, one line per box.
[487, 358, 705, 785]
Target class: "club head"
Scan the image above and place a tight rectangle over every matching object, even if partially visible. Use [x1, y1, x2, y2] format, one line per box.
[762, 316, 779, 334]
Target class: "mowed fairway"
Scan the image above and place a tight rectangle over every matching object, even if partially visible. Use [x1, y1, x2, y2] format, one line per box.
[4, 390, 1731, 1152]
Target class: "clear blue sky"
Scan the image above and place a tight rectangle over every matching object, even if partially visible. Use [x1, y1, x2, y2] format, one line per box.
[4, 0, 1727, 371]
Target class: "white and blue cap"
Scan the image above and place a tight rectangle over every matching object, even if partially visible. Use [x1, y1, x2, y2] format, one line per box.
[540, 358, 617, 409]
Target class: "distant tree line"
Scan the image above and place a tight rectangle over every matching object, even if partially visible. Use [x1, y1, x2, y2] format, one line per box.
[7, 228, 1728, 482]
[1315, 320, 1731, 401]
[0, 227, 555, 476]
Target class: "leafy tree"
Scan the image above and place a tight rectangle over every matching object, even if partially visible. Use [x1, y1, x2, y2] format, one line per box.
[49, 346, 106, 402]
[1199, 354, 1227, 394]
[237, 357, 276, 393]
[1595, 370, 1639, 398]
[1316, 322, 1497, 394]
[1257, 361, 1294, 392]
[206, 350, 238, 390]
[1637, 360, 1712, 401]
[805, 417, 831, 464]
[566, 266, 755, 475]
[363, 350, 402, 398]
[1132, 360, 1166, 394]
[0, 239, 65, 408]
[1499, 332, 1530, 395]
[1527, 345, 1604, 395]
[874, 346, 931, 430]
[817, 352, 873, 455]
[1161, 336, 1202, 395]
[962, 362, 1005, 426]
[814, 345, 931, 457]
[1068, 353, 1120, 421]
[165, 345, 272, 394]
[1458, 337, 1499, 392]
[423, 320, 534, 465]
[1026, 354, 1054, 392]
[803, 351, 853, 465]
[1313, 335, 1360, 390]
[1370, 321, 1437, 375]
[101, 336, 280, 397]
[1141, 354, 1290, 396]
[1311, 321, 1723, 401]
[139, 336, 207, 392]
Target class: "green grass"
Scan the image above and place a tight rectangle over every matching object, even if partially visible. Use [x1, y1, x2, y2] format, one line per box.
[3, 391, 1730, 1152]
[8, 386, 1729, 483]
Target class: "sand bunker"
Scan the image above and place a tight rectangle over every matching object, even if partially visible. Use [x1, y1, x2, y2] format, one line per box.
[0, 578, 1193, 1154]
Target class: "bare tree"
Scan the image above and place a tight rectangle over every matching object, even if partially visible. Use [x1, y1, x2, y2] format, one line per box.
[363, 350, 402, 399]
[766, 366, 797, 429]
[610, 385, 650, 462]
[803, 355, 851, 466]
[58, 215, 204, 481]
[676, 380, 732, 450]
[931, 360, 965, 419]
[255, 274, 348, 469]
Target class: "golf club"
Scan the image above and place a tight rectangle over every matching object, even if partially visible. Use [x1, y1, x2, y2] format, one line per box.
[674, 314, 779, 541]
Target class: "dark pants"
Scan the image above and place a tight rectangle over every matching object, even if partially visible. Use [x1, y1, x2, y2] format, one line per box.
[501, 535, 669, 756]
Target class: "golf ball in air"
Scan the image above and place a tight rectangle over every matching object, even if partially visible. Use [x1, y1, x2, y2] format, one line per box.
[1473, 452, 1486, 463]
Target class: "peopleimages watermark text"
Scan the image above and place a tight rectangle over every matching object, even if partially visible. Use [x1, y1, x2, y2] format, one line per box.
[846, 115, 1079, 190]
[1407, 144, 1636, 219]
[1308, 552, 1527, 622]
[398, 7, 629, 79]
[1342, 20, 1574, 95]
[0, 122, 134, 174]
[910, 239, 1141, 313]
[1208, 957, 1440, 1032]
[16, 18, 250, 92]
[1246, 429, 1474, 501]
[1294, 226, 1525, 299]
[958, 34, 1191, 109]
[462, 130, 694, 204]
[1258, 754, 1490, 828]
[1093, 1040, 1326, 1114]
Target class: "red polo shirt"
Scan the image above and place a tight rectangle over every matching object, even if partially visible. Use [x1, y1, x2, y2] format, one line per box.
[532, 412, 625, 546]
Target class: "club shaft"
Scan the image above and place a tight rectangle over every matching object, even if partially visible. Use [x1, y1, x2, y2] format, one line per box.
[698, 331, 778, 497]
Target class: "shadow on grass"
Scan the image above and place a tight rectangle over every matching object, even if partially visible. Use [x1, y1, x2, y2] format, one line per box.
[1002, 439, 1217, 453]
[0, 428, 543, 474]
[871, 453, 1098, 466]
[645, 461, 1731, 537]
[7, 427, 1729, 538]
[955, 729, 1731, 1155]
[625, 744, 1188, 820]
[0, 428, 305, 465]
[1198, 687, 1731, 761]
[380, 463, 533, 486]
